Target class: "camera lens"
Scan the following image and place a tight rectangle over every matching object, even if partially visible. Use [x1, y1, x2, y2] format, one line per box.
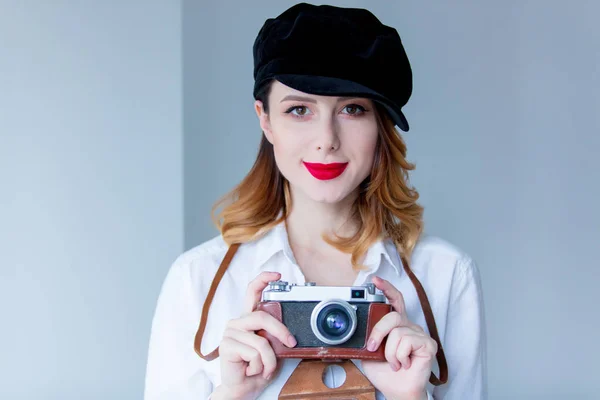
[310, 300, 357, 345]
[321, 307, 350, 337]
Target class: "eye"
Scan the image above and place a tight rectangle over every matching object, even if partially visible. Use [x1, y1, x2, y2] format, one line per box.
[342, 104, 367, 115]
[285, 105, 312, 118]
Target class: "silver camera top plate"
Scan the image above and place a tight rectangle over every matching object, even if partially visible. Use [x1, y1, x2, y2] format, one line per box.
[262, 280, 387, 303]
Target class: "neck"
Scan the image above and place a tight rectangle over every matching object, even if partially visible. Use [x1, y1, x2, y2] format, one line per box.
[284, 186, 359, 252]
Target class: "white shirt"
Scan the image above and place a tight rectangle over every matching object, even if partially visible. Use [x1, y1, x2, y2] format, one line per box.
[144, 221, 487, 400]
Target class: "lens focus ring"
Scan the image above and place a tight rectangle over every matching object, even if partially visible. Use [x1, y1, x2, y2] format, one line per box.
[310, 299, 357, 345]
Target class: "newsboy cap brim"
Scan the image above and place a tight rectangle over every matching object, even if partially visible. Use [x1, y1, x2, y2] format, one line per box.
[271, 74, 409, 132]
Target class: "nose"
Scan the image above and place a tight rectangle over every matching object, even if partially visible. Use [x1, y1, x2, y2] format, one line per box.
[315, 119, 340, 153]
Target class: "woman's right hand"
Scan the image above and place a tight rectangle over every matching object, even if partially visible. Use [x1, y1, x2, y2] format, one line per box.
[211, 271, 298, 400]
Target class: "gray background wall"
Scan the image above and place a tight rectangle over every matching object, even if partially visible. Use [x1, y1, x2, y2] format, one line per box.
[1, 0, 598, 399]
[1, 1, 182, 399]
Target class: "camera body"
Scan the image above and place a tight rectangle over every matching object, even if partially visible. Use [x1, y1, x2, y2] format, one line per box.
[256, 280, 391, 361]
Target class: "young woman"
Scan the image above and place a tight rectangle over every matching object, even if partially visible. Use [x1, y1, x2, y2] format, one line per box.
[145, 3, 486, 400]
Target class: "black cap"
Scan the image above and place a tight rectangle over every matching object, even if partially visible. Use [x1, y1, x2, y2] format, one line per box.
[253, 3, 413, 131]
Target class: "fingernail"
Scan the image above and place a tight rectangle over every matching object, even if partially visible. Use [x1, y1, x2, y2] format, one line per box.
[265, 373, 272, 380]
[288, 335, 297, 347]
[367, 338, 377, 351]
[391, 363, 400, 372]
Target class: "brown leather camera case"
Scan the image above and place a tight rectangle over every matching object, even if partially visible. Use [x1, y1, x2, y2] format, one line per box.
[255, 300, 391, 361]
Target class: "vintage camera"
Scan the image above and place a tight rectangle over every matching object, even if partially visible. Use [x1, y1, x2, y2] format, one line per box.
[256, 280, 391, 361]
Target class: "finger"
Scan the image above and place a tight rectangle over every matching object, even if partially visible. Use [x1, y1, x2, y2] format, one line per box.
[396, 335, 415, 370]
[219, 336, 264, 377]
[223, 328, 277, 379]
[243, 271, 281, 314]
[228, 310, 297, 348]
[367, 311, 423, 352]
[372, 276, 407, 317]
[367, 311, 403, 352]
[396, 335, 435, 370]
[384, 327, 403, 371]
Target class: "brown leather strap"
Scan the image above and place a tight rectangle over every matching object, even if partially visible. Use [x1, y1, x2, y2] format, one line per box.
[194, 243, 449, 386]
[193, 242, 240, 361]
[400, 255, 449, 385]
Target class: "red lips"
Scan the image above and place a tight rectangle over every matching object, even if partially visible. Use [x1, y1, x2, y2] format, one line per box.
[303, 162, 348, 180]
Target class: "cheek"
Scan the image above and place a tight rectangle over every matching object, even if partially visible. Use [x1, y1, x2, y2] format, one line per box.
[272, 135, 302, 161]
[354, 132, 379, 168]
[269, 130, 309, 176]
[270, 122, 310, 159]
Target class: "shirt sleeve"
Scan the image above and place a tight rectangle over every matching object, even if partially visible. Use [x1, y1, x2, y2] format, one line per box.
[144, 259, 214, 400]
[433, 255, 487, 399]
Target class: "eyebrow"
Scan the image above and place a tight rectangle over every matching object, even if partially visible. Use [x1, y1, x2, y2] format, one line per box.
[279, 95, 361, 104]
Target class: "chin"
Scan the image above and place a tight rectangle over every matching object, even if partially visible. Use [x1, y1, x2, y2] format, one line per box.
[284, 172, 361, 205]
[304, 186, 353, 204]
[308, 195, 346, 204]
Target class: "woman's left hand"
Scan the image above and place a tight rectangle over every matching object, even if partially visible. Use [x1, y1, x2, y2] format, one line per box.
[361, 276, 437, 400]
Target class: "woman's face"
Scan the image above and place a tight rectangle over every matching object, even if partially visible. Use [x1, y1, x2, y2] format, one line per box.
[255, 80, 379, 205]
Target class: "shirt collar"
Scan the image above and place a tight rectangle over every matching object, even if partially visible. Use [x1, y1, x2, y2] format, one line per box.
[253, 220, 403, 277]
[253, 220, 297, 268]
[361, 237, 403, 277]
